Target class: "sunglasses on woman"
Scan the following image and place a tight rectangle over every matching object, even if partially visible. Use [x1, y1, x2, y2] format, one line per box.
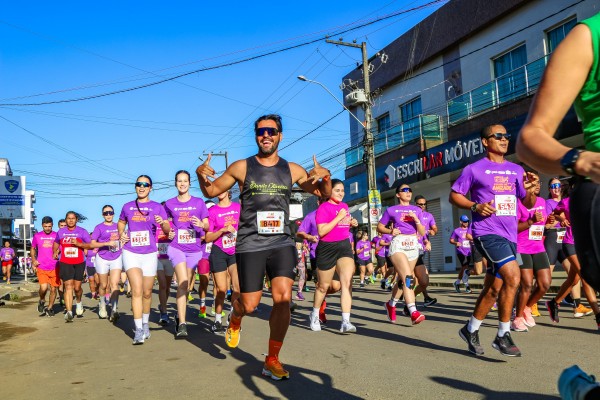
[135, 182, 151, 188]
[102, 211, 115, 216]
[549, 183, 561, 189]
[398, 187, 412, 193]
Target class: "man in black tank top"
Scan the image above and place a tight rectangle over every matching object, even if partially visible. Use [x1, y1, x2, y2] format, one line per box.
[196, 114, 331, 380]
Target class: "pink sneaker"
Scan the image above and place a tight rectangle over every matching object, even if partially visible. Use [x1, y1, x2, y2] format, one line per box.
[385, 301, 396, 323]
[410, 311, 425, 325]
[522, 307, 536, 327]
[511, 316, 529, 332]
[294, 291, 305, 301]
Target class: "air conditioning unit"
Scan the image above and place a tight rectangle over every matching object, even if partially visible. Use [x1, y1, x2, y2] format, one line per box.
[345, 89, 367, 106]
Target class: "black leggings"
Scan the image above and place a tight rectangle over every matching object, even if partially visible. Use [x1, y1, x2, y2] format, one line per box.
[571, 179, 600, 291]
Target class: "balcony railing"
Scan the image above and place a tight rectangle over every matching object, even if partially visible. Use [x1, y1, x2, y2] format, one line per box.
[345, 114, 443, 167]
[447, 55, 549, 126]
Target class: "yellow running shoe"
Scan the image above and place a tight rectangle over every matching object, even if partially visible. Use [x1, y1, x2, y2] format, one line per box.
[574, 304, 594, 318]
[491, 302, 498, 311]
[262, 356, 289, 380]
[531, 303, 541, 317]
[198, 305, 207, 318]
[225, 325, 241, 348]
[187, 293, 193, 302]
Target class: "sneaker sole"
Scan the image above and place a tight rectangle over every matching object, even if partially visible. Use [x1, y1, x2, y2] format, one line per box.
[491, 342, 521, 357]
[458, 328, 484, 356]
[262, 368, 289, 381]
[411, 315, 426, 325]
[132, 340, 144, 345]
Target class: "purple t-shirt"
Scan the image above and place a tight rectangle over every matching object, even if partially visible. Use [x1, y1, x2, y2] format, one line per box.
[91, 222, 121, 261]
[31, 231, 57, 270]
[546, 198, 562, 228]
[379, 204, 423, 235]
[451, 227, 472, 256]
[86, 248, 98, 267]
[451, 157, 526, 243]
[165, 196, 209, 253]
[156, 220, 174, 260]
[315, 201, 351, 242]
[119, 200, 168, 254]
[298, 210, 318, 258]
[208, 202, 241, 256]
[554, 198, 574, 245]
[55, 226, 91, 264]
[356, 240, 372, 260]
[517, 197, 547, 254]
[1, 247, 15, 262]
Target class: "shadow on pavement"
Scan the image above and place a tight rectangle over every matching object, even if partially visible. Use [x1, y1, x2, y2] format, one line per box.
[429, 376, 560, 399]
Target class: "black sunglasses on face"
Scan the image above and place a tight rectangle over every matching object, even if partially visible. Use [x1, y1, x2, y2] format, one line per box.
[486, 132, 511, 141]
[103, 211, 115, 216]
[255, 127, 280, 137]
[135, 182, 151, 188]
[398, 187, 412, 193]
[416, 203, 426, 206]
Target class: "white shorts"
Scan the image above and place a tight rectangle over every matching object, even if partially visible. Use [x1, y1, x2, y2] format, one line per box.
[122, 249, 158, 277]
[389, 235, 420, 262]
[157, 258, 174, 276]
[94, 254, 123, 275]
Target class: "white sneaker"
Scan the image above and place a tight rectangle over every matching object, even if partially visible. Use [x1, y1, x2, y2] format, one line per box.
[309, 311, 321, 332]
[98, 304, 107, 319]
[75, 303, 84, 316]
[340, 321, 357, 333]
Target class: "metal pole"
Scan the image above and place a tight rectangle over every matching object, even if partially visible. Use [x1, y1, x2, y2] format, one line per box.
[22, 224, 27, 283]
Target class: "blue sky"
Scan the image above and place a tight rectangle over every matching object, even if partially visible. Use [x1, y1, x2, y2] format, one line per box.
[0, 0, 445, 231]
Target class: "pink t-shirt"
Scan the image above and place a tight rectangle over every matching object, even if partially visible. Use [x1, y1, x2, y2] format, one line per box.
[208, 202, 241, 256]
[315, 201, 351, 242]
[31, 231, 58, 270]
[554, 198, 574, 245]
[517, 197, 547, 254]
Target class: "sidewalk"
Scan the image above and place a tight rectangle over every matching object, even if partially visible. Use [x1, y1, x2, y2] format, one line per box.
[0, 274, 38, 302]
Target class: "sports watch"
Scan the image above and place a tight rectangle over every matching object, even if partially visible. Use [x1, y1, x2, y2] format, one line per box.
[560, 148, 584, 176]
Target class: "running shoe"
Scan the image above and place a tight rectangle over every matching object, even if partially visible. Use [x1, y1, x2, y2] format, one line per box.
[75, 303, 84, 316]
[198, 306, 207, 318]
[262, 356, 289, 381]
[380, 279, 386, 290]
[465, 285, 472, 294]
[303, 286, 310, 292]
[211, 321, 223, 334]
[187, 293, 193, 302]
[126, 291, 132, 298]
[226, 290, 232, 302]
[403, 305, 410, 317]
[64, 311, 74, 323]
[294, 291, 305, 301]
[109, 311, 120, 324]
[2, 276, 5, 280]
[522, 306, 536, 327]
[319, 300, 327, 325]
[98, 304, 107, 319]
[531, 303, 541, 317]
[453, 281, 461, 293]
[159, 313, 169, 325]
[459, 324, 484, 356]
[119, 282, 124, 293]
[410, 311, 425, 325]
[309, 311, 321, 331]
[225, 325, 241, 348]
[45, 307, 55, 317]
[423, 297, 437, 307]
[491, 333, 521, 357]
[132, 328, 145, 345]
[491, 302, 498, 311]
[546, 299, 560, 323]
[596, 313, 600, 330]
[359, 282, 365, 288]
[210, 307, 216, 317]
[289, 302, 297, 313]
[558, 365, 600, 400]
[369, 275, 375, 284]
[340, 321, 357, 333]
[176, 323, 188, 339]
[385, 301, 396, 323]
[510, 317, 528, 332]
[143, 323, 151, 340]
[573, 304, 593, 318]
[37, 300, 45, 313]
[561, 294, 576, 307]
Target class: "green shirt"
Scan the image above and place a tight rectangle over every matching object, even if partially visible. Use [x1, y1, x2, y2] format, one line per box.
[575, 13, 600, 152]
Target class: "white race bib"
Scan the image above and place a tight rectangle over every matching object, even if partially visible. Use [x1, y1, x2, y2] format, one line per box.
[557, 230, 566, 244]
[64, 247, 78, 258]
[130, 231, 150, 247]
[222, 231, 237, 249]
[462, 240, 471, 249]
[205, 242, 213, 254]
[178, 229, 196, 244]
[157, 243, 168, 255]
[257, 211, 285, 234]
[528, 225, 544, 241]
[495, 195, 517, 216]
[398, 235, 418, 250]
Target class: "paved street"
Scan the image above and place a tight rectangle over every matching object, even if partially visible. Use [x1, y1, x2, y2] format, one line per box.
[0, 278, 597, 399]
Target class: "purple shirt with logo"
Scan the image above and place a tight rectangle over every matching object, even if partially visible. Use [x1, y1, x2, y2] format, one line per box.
[119, 200, 168, 254]
[451, 157, 526, 243]
[298, 210, 318, 258]
[546, 198, 562, 228]
[92, 222, 121, 261]
[451, 227, 472, 256]
[379, 204, 424, 235]
[208, 202, 241, 256]
[165, 196, 209, 253]
[356, 239, 372, 260]
[517, 197, 547, 254]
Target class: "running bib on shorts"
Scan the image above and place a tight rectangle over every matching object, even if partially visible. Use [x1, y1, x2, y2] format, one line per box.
[257, 211, 284, 234]
[462, 240, 471, 249]
[130, 231, 150, 247]
[556, 229, 566, 244]
[64, 247, 78, 258]
[222, 231, 237, 249]
[398, 235, 418, 250]
[528, 225, 544, 241]
[178, 229, 196, 244]
[157, 243, 168, 255]
[495, 195, 517, 216]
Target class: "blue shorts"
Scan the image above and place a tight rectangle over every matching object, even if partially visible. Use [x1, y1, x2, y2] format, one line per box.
[474, 234, 517, 278]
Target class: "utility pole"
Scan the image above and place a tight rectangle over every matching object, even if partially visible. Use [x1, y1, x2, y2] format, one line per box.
[326, 39, 380, 238]
[202, 151, 228, 169]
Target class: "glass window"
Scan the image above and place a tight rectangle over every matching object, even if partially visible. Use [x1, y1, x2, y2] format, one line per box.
[547, 18, 577, 53]
[376, 113, 390, 133]
[400, 97, 422, 122]
[493, 45, 527, 77]
[493, 45, 527, 103]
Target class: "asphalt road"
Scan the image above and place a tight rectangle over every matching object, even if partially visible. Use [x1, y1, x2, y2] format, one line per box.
[0, 281, 597, 399]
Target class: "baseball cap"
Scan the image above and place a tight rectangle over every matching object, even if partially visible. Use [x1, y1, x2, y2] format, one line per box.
[460, 215, 470, 222]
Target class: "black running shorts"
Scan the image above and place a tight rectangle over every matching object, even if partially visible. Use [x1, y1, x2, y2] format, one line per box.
[59, 262, 85, 282]
[236, 246, 296, 293]
[571, 179, 600, 291]
[210, 245, 236, 273]
[519, 252, 550, 271]
[316, 239, 354, 271]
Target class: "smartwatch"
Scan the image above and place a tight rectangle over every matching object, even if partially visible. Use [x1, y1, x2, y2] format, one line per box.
[560, 148, 584, 176]
[470, 203, 478, 213]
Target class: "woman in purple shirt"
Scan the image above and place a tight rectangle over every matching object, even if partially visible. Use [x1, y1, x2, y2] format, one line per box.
[309, 179, 358, 333]
[118, 175, 171, 345]
[356, 232, 374, 287]
[161, 170, 209, 338]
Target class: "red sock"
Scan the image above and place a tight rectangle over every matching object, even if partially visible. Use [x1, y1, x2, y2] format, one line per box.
[268, 339, 283, 359]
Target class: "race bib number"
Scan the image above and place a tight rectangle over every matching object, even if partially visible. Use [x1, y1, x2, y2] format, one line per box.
[495, 195, 517, 216]
[130, 231, 150, 247]
[157, 243, 168, 255]
[462, 240, 471, 249]
[528, 225, 544, 241]
[363, 250, 370, 258]
[222, 232, 237, 249]
[64, 247, 78, 258]
[178, 229, 196, 244]
[4, 254, 11, 261]
[205, 242, 213, 254]
[398, 235, 418, 250]
[557, 230, 566, 244]
[257, 211, 285, 234]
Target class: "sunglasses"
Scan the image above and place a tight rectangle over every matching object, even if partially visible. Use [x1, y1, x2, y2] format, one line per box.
[399, 188, 412, 193]
[549, 183, 561, 189]
[416, 203, 426, 206]
[486, 133, 511, 141]
[102, 211, 115, 216]
[255, 127, 280, 137]
[135, 182, 151, 188]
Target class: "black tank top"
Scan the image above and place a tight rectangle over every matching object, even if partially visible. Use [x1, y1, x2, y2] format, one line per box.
[236, 156, 295, 253]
